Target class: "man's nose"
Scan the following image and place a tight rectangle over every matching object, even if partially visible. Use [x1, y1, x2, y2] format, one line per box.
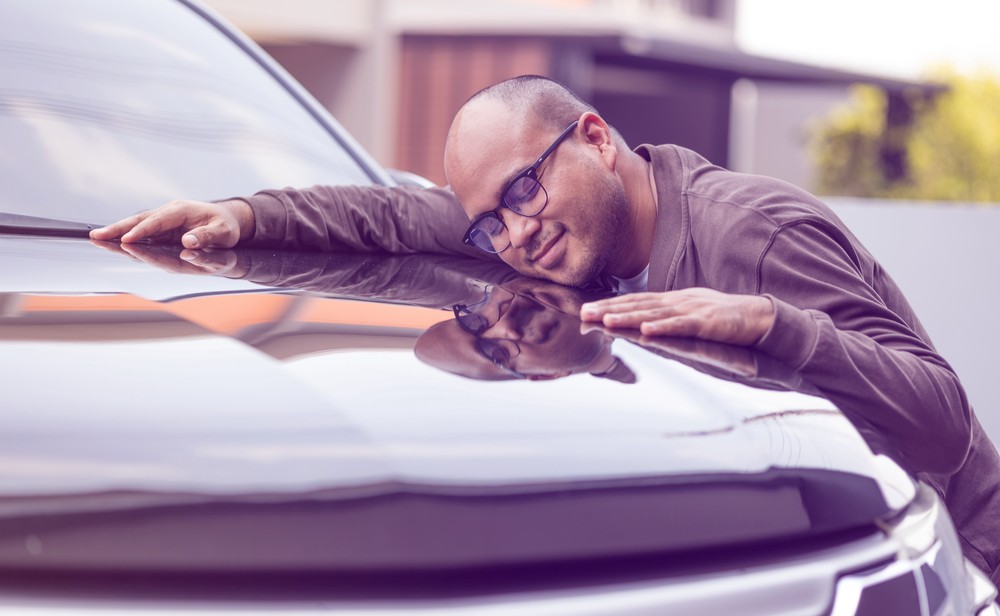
[506, 213, 541, 250]
[483, 312, 522, 342]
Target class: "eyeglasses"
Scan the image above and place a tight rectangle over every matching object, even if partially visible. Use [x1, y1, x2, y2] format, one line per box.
[452, 283, 524, 377]
[476, 338, 522, 376]
[453, 283, 511, 334]
[462, 120, 579, 254]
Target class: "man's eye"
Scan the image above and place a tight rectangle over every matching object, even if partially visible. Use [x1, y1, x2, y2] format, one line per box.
[504, 176, 541, 209]
[477, 216, 505, 235]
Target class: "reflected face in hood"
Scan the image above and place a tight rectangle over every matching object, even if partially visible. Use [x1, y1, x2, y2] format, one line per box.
[415, 277, 623, 382]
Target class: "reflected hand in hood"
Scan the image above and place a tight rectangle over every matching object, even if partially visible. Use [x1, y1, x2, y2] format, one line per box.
[91, 240, 247, 279]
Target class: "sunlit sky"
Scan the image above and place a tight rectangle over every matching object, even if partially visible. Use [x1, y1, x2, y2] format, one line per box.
[735, 0, 1000, 79]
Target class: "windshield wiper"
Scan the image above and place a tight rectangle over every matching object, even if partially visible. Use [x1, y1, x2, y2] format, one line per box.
[0, 212, 101, 238]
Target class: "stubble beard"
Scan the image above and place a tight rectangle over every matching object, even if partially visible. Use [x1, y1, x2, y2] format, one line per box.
[560, 173, 631, 288]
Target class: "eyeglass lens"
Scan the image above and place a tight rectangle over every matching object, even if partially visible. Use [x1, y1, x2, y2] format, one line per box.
[466, 215, 507, 253]
[503, 175, 547, 213]
[454, 284, 518, 334]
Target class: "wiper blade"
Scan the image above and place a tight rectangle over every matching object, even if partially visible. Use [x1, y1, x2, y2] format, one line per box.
[0, 212, 100, 238]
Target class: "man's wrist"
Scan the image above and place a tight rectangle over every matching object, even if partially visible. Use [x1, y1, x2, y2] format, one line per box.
[221, 199, 256, 243]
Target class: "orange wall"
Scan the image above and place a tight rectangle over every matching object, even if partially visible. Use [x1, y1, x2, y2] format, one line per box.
[396, 36, 553, 185]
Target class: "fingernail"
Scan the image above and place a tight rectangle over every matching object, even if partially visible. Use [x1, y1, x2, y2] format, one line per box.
[183, 233, 200, 248]
[581, 304, 598, 316]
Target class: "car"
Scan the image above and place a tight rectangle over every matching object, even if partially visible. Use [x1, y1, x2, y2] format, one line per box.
[1, 1, 997, 614]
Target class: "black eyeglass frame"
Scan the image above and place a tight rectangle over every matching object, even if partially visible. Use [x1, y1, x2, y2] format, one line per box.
[454, 283, 507, 334]
[452, 284, 526, 377]
[462, 120, 580, 254]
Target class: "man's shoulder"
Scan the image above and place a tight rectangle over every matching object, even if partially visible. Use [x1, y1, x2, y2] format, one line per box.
[643, 144, 840, 230]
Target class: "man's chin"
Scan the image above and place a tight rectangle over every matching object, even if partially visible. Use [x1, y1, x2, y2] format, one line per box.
[511, 251, 605, 288]
[540, 265, 600, 289]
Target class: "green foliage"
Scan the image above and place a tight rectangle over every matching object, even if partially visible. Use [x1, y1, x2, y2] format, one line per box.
[811, 85, 889, 197]
[810, 70, 1000, 202]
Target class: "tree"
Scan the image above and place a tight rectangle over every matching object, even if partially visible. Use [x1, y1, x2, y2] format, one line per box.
[811, 85, 890, 198]
[810, 70, 1000, 202]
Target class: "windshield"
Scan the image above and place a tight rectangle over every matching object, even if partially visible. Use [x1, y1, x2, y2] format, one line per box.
[0, 0, 378, 224]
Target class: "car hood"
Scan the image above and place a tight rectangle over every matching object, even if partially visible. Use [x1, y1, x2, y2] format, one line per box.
[0, 236, 916, 572]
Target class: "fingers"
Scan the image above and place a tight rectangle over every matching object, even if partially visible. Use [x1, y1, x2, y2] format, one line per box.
[581, 293, 687, 330]
[579, 289, 775, 345]
[181, 227, 212, 249]
[180, 219, 238, 249]
[119, 206, 191, 243]
[88, 200, 241, 248]
[580, 293, 660, 321]
[89, 212, 150, 241]
[89, 207, 183, 244]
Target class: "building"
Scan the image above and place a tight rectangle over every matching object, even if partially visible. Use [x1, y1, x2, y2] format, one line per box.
[203, 0, 938, 189]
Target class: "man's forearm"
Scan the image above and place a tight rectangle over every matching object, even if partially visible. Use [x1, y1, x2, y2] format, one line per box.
[236, 184, 484, 258]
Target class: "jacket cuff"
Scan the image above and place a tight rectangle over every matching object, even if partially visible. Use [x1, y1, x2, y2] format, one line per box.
[753, 295, 821, 370]
[236, 191, 289, 246]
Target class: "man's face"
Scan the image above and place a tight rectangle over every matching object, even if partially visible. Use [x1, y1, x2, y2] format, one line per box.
[445, 103, 630, 287]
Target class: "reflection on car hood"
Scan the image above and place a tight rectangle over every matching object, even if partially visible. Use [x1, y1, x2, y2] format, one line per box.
[0, 236, 915, 571]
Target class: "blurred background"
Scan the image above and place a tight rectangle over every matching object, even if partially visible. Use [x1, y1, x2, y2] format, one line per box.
[202, 0, 1000, 441]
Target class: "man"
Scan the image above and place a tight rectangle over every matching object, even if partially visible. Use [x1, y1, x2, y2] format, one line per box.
[91, 75, 999, 584]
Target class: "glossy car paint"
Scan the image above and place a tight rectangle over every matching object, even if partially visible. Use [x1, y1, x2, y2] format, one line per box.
[0, 238, 921, 613]
[0, 241, 916, 565]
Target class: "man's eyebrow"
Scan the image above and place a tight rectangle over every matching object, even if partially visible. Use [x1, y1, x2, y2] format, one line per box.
[491, 164, 530, 209]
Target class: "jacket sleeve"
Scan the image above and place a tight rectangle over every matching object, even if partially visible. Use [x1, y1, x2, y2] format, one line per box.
[236, 184, 492, 261]
[751, 220, 972, 475]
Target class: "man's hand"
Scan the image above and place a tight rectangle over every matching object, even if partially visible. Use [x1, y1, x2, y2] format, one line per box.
[580, 288, 775, 346]
[89, 199, 254, 249]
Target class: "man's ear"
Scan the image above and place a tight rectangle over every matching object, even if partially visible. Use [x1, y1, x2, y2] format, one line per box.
[578, 112, 617, 170]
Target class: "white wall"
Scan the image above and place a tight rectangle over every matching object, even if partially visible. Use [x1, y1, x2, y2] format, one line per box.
[825, 198, 1000, 444]
[729, 80, 852, 192]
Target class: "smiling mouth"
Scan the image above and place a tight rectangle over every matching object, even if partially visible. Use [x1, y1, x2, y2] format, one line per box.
[529, 227, 564, 266]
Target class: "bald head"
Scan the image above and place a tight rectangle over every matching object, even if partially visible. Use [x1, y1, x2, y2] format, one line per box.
[443, 76, 653, 286]
[463, 75, 598, 134]
[445, 76, 610, 182]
